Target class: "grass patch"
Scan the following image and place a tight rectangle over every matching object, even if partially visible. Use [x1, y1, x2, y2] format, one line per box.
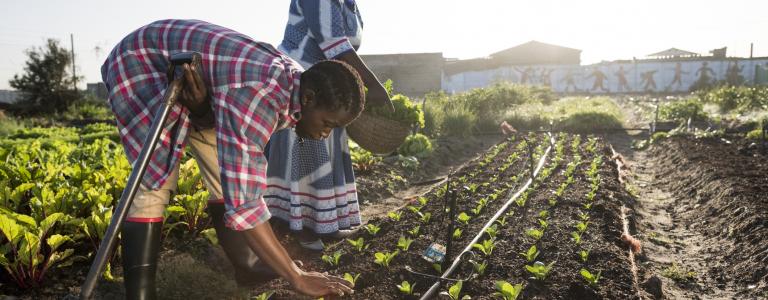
[661, 263, 697, 283]
[505, 97, 624, 132]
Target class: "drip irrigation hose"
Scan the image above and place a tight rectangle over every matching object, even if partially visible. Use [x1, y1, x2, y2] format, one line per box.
[419, 133, 555, 300]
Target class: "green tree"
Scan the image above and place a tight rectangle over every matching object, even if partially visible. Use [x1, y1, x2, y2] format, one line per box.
[9, 39, 80, 114]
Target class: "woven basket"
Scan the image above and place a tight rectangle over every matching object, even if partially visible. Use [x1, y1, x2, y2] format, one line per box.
[347, 111, 411, 155]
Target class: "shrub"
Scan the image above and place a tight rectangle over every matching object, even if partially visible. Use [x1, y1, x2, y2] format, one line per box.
[659, 98, 708, 122]
[367, 91, 424, 128]
[697, 85, 768, 113]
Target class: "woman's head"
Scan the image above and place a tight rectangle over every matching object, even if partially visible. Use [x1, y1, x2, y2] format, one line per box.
[295, 60, 365, 139]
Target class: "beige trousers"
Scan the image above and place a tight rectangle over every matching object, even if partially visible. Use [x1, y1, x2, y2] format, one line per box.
[126, 127, 224, 220]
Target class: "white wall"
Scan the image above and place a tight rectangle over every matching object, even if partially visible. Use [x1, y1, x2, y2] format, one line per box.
[443, 58, 768, 94]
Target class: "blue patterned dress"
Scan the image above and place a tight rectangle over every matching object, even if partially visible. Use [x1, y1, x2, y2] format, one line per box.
[265, 0, 363, 234]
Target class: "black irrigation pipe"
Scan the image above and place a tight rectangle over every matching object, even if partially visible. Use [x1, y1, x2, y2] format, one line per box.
[419, 133, 556, 300]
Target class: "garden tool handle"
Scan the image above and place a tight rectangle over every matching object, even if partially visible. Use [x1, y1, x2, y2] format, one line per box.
[80, 52, 196, 299]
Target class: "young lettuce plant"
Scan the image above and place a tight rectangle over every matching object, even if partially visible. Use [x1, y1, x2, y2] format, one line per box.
[519, 244, 540, 263]
[252, 291, 274, 300]
[408, 225, 421, 237]
[485, 224, 499, 240]
[388, 211, 402, 222]
[495, 215, 508, 227]
[408, 205, 422, 215]
[441, 280, 471, 300]
[579, 249, 590, 263]
[321, 250, 343, 267]
[374, 250, 399, 269]
[452, 228, 463, 240]
[344, 272, 360, 287]
[397, 280, 415, 295]
[418, 212, 432, 223]
[397, 236, 414, 252]
[364, 223, 381, 236]
[458, 212, 471, 225]
[347, 237, 368, 252]
[525, 261, 556, 281]
[526, 228, 544, 241]
[494, 281, 523, 300]
[469, 259, 487, 276]
[575, 221, 589, 234]
[580, 268, 602, 287]
[571, 231, 583, 245]
[472, 238, 496, 257]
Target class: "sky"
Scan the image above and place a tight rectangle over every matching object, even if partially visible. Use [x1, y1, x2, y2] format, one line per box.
[1, 0, 766, 90]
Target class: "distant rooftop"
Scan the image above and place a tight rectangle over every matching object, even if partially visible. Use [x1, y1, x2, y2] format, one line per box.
[647, 48, 700, 59]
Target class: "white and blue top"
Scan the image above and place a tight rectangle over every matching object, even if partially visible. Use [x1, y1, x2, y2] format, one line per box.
[279, 0, 363, 68]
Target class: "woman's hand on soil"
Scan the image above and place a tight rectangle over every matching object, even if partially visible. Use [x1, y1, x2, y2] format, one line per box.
[291, 270, 354, 297]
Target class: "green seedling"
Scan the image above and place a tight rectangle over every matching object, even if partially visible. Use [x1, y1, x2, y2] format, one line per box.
[548, 197, 558, 207]
[485, 224, 499, 239]
[441, 280, 470, 300]
[364, 223, 381, 236]
[417, 196, 429, 206]
[471, 204, 483, 215]
[467, 183, 479, 193]
[526, 228, 544, 241]
[374, 250, 399, 269]
[519, 244, 540, 263]
[579, 249, 590, 262]
[538, 210, 550, 219]
[343, 272, 360, 287]
[321, 250, 343, 267]
[578, 212, 590, 222]
[494, 281, 523, 300]
[575, 221, 589, 234]
[397, 280, 415, 295]
[388, 211, 402, 221]
[432, 263, 443, 273]
[580, 268, 602, 286]
[525, 261, 555, 281]
[408, 205, 422, 214]
[538, 219, 549, 230]
[470, 259, 487, 276]
[347, 237, 368, 252]
[453, 228, 463, 240]
[571, 231, 582, 245]
[472, 238, 496, 257]
[407, 225, 421, 237]
[496, 215, 508, 227]
[582, 202, 593, 210]
[458, 212, 471, 225]
[397, 236, 414, 251]
[252, 291, 274, 300]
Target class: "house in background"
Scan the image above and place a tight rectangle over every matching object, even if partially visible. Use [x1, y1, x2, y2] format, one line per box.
[360, 52, 444, 98]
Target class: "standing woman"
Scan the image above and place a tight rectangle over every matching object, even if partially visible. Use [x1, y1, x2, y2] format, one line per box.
[265, 0, 391, 250]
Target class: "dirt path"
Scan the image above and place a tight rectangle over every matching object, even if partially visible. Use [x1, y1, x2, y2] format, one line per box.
[606, 131, 750, 300]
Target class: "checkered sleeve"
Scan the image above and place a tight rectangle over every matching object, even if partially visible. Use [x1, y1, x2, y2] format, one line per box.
[300, 0, 355, 59]
[217, 85, 284, 231]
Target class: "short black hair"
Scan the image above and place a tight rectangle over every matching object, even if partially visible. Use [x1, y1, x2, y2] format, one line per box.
[301, 60, 365, 117]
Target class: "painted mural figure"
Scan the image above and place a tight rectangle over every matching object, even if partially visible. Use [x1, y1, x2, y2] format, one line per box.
[726, 61, 744, 85]
[641, 70, 658, 92]
[539, 68, 553, 87]
[587, 67, 609, 92]
[561, 69, 580, 92]
[515, 66, 535, 84]
[615, 65, 631, 92]
[695, 62, 715, 85]
[667, 62, 689, 91]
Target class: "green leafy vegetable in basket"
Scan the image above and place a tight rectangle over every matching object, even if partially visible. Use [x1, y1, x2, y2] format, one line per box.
[366, 80, 424, 128]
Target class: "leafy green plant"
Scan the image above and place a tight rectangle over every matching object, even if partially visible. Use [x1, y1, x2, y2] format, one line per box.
[252, 290, 274, 300]
[575, 221, 589, 234]
[417, 196, 429, 207]
[526, 228, 544, 241]
[485, 224, 499, 239]
[472, 238, 496, 257]
[408, 225, 421, 237]
[580, 268, 602, 287]
[519, 244, 540, 263]
[470, 259, 487, 276]
[538, 219, 549, 230]
[347, 237, 368, 252]
[321, 250, 343, 267]
[398, 133, 433, 158]
[344, 272, 361, 287]
[432, 263, 442, 273]
[571, 231, 582, 245]
[397, 280, 416, 295]
[452, 228, 463, 240]
[494, 280, 523, 300]
[458, 212, 471, 225]
[495, 215, 508, 227]
[418, 212, 432, 223]
[578, 212, 590, 222]
[397, 236, 414, 252]
[374, 250, 399, 269]
[538, 210, 550, 219]
[441, 280, 471, 300]
[579, 249, 590, 262]
[388, 211, 403, 221]
[525, 261, 555, 281]
[364, 224, 381, 236]
[368, 90, 425, 128]
[0, 212, 74, 288]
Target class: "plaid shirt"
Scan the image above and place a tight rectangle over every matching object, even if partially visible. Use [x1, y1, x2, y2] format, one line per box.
[102, 19, 304, 230]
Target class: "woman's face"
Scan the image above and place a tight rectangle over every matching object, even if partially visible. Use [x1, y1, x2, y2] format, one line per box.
[294, 90, 357, 140]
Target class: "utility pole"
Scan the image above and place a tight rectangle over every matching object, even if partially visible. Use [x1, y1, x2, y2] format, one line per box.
[750, 43, 754, 59]
[71, 33, 77, 91]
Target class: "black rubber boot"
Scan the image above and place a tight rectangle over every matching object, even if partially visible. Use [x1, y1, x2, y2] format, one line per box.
[207, 203, 278, 287]
[121, 221, 162, 300]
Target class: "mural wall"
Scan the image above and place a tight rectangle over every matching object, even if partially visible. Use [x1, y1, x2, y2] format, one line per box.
[443, 58, 768, 94]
